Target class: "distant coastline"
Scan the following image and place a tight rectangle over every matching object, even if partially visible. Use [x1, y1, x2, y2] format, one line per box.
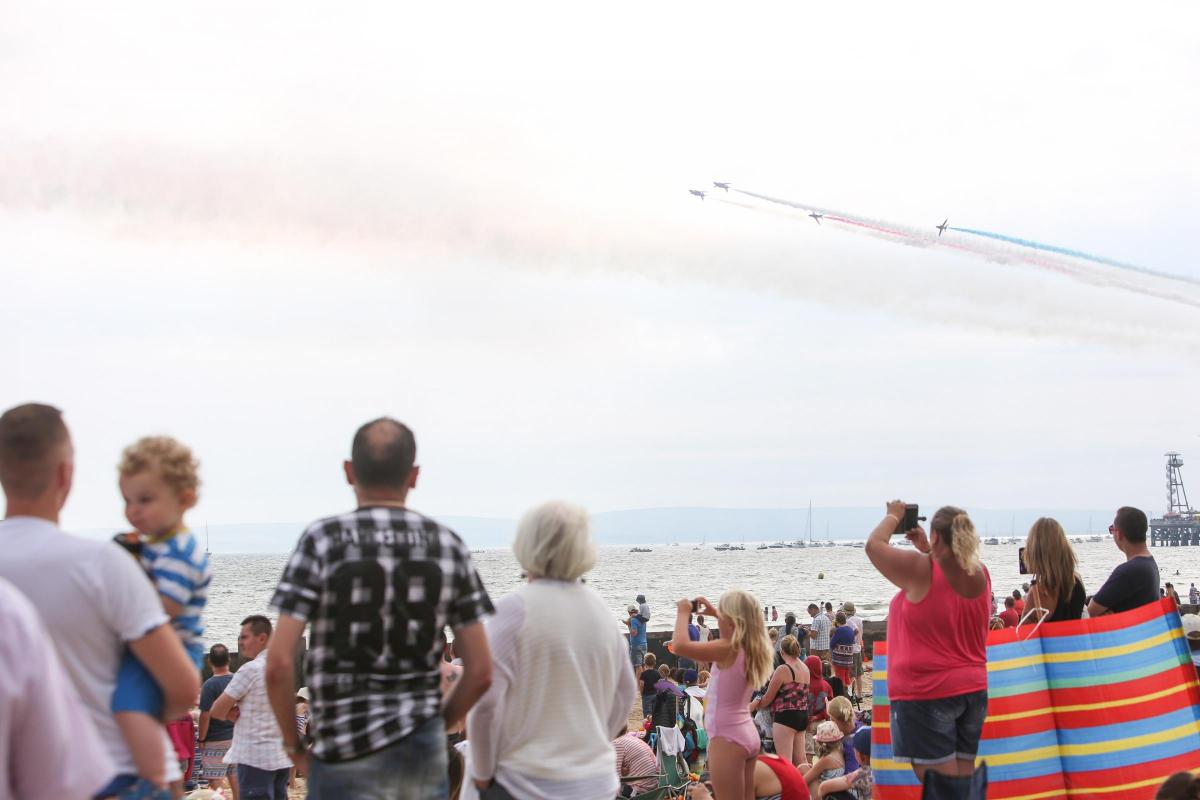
[76, 505, 1127, 553]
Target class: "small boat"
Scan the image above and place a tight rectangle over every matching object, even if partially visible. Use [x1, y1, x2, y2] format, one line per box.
[729, 543, 745, 551]
[629, 546, 652, 553]
[1088, 535, 1103, 542]
[984, 537, 1000, 546]
[714, 543, 731, 551]
[757, 543, 770, 550]
[768, 541, 787, 549]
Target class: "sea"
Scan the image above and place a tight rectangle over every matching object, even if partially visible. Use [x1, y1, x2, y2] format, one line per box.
[200, 539, 1200, 646]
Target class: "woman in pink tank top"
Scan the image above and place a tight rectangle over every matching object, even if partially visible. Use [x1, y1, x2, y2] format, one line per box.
[672, 589, 773, 800]
[865, 501, 991, 786]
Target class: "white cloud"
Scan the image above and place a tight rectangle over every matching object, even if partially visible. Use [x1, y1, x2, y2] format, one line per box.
[2, 1, 1198, 532]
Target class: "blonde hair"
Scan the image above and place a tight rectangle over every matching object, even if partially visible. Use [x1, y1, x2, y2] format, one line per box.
[643, 652, 656, 667]
[718, 588, 773, 688]
[816, 737, 843, 758]
[931, 505, 981, 575]
[511, 501, 596, 581]
[118, 436, 200, 496]
[828, 696, 854, 726]
[780, 634, 800, 658]
[1025, 517, 1078, 614]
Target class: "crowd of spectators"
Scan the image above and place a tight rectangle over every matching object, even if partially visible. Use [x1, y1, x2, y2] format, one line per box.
[0, 401, 1193, 800]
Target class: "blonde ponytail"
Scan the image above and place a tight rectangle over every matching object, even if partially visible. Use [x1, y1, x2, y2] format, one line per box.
[949, 512, 982, 575]
[932, 506, 982, 576]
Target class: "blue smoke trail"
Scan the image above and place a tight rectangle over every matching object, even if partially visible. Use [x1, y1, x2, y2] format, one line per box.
[948, 226, 1200, 288]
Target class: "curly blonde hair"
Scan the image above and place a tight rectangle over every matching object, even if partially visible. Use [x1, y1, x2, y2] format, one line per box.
[118, 436, 201, 496]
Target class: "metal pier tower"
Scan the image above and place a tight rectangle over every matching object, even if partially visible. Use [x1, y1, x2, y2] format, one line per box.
[1150, 452, 1200, 546]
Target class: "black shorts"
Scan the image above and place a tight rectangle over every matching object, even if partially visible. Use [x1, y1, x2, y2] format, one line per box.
[771, 708, 809, 732]
[890, 689, 988, 765]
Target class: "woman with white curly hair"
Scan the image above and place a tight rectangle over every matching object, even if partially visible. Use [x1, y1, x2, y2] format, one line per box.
[465, 501, 636, 800]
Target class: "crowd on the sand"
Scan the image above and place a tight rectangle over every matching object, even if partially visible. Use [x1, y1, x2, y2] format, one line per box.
[2, 403, 1200, 800]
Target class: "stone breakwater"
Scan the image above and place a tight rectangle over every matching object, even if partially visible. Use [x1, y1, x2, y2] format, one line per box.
[635, 604, 1200, 667]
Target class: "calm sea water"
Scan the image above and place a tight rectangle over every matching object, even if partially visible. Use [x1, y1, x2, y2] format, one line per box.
[200, 541, 1200, 646]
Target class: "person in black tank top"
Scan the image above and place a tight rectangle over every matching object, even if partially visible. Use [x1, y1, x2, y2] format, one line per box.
[1024, 518, 1087, 623]
[750, 635, 811, 767]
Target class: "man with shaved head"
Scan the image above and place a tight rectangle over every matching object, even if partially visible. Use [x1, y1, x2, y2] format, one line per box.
[0, 403, 200, 798]
[266, 417, 494, 799]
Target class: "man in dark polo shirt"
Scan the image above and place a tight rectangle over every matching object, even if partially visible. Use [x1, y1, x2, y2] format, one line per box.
[1088, 506, 1160, 616]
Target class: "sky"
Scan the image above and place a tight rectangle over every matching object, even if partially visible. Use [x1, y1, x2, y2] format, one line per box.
[3, 3, 1199, 536]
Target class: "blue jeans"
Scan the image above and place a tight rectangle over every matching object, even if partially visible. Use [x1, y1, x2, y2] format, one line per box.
[308, 715, 449, 800]
[94, 775, 171, 800]
[236, 764, 290, 799]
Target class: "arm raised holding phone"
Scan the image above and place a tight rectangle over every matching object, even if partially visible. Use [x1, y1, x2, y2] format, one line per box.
[864, 499, 935, 601]
[671, 597, 733, 667]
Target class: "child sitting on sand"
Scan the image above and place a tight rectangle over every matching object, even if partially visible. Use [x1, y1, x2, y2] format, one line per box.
[818, 726, 873, 799]
[804, 720, 846, 798]
[113, 437, 211, 790]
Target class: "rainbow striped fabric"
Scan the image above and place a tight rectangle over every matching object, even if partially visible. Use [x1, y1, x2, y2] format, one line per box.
[872, 598, 1200, 799]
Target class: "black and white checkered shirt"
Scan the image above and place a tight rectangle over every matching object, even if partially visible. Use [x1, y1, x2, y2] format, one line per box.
[270, 506, 493, 762]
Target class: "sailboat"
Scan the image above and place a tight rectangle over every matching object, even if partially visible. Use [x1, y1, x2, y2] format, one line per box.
[205, 524, 211, 557]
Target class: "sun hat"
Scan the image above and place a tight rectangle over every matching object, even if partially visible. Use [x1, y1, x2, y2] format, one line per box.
[296, 687, 310, 701]
[842, 601, 856, 616]
[1182, 613, 1200, 640]
[814, 720, 843, 742]
[627, 605, 639, 614]
[853, 726, 872, 757]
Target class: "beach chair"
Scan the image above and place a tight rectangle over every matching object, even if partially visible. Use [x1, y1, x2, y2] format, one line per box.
[643, 724, 700, 800]
[651, 727, 692, 799]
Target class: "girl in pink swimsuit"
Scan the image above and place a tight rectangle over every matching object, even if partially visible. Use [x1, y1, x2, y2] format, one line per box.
[672, 589, 773, 800]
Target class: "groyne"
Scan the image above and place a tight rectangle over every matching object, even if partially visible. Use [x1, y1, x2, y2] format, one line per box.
[637, 604, 1200, 667]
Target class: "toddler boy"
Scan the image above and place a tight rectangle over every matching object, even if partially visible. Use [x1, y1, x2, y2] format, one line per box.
[112, 436, 211, 790]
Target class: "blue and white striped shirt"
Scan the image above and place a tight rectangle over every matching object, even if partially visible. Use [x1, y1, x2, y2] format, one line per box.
[141, 529, 210, 658]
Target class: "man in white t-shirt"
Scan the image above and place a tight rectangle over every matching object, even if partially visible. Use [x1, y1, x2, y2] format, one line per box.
[0, 403, 200, 799]
[842, 601, 865, 700]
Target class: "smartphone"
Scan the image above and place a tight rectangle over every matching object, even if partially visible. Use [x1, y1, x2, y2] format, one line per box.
[902, 504, 926, 533]
[690, 599, 699, 613]
[1018, 546, 1029, 575]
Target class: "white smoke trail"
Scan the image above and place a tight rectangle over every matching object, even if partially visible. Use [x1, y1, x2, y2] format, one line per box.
[3, 135, 1200, 352]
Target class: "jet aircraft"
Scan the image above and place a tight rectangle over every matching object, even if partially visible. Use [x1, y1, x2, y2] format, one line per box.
[689, 189, 706, 200]
[712, 182, 731, 191]
[936, 218, 949, 237]
[809, 212, 823, 225]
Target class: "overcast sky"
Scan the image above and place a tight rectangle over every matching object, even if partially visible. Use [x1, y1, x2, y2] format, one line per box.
[3, 3, 1199, 533]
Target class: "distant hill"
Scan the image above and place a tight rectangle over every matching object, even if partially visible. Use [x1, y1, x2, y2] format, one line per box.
[77, 506, 1118, 553]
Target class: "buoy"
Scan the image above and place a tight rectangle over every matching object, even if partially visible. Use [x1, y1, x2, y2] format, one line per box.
[818, 572, 825, 579]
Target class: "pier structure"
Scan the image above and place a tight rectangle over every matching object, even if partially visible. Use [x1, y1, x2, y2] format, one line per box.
[1150, 452, 1200, 546]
